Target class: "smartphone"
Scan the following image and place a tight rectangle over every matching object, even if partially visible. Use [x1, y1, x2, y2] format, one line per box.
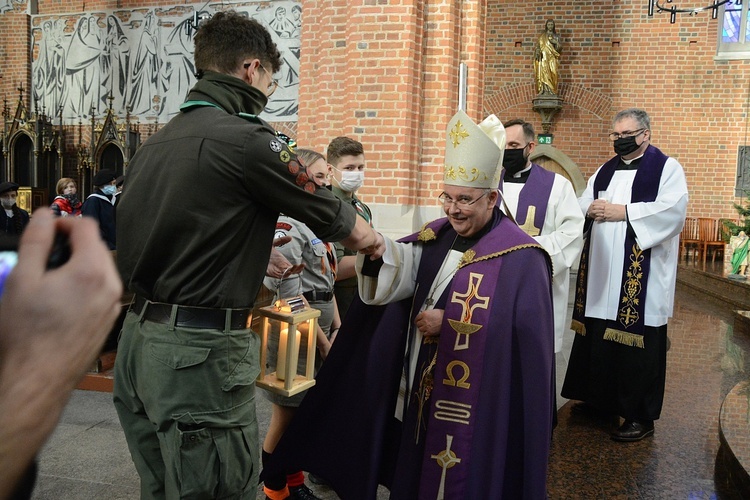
[0, 233, 70, 298]
[0, 235, 19, 298]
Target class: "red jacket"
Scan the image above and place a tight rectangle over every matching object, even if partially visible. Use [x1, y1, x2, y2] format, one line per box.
[50, 195, 82, 217]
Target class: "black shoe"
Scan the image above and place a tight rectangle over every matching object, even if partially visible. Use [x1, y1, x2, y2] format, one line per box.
[611, 420, 654, 442]
[307, 473, 329, 486]
[289, 484, 323, 500]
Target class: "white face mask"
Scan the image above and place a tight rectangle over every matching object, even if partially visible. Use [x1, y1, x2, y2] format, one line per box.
[101, 185, 117, 196]
[337, 170, 365, 192]
[1, 197, 16, 209]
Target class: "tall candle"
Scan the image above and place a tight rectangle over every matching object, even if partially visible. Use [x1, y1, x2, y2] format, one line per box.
[276, 327, 300, 381]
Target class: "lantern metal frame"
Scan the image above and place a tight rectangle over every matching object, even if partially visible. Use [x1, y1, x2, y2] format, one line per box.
[256, 296, 320, 397]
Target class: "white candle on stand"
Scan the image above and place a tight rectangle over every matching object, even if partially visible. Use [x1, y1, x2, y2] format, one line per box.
[276, 327, 300, 381]
[277, 327, 289, 380]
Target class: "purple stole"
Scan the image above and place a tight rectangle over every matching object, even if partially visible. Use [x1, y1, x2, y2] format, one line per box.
[571, 145, 668, 347]
[400, 213, 545, 498]
[500, 164, 555, 236]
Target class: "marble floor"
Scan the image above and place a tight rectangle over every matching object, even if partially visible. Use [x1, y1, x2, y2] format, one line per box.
[29, 267, 750, 499]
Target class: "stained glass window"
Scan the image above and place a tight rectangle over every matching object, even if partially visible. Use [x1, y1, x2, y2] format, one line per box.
[723, 3, 741, 42]
[719, 1, 750, 58]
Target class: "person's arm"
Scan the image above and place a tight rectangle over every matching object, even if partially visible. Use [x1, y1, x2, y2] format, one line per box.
[355, 234, 420, 305]
[316, 323, 332, 360]
[328, 296, 342, 345]
[626, 157, 689, 249]
[534, 178, 585, 277]
[335, 255, 357, 281]
[266, 236, 304, 279]
[0, 211, 122, 497]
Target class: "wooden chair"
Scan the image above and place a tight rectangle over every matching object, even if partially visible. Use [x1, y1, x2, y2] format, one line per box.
[680, 217, 701, 264]
[698, 217, 726, 267]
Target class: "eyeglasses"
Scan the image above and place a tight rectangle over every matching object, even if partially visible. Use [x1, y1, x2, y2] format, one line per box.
[608, 128, 646, 141]
[438, 190, 489, 207]
[244, 62, 279, 97]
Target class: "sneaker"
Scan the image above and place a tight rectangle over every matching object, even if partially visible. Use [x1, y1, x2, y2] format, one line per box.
[289, 484, 322, 500]
[307, 473, 329, 486]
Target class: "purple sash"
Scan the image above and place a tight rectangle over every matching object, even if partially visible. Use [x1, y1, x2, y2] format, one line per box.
[500, 164, 555, 236]
[571, 145, 668, 347]
[410, 216, 546, 498]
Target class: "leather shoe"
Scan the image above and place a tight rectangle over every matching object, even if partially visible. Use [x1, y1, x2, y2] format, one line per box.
[611, 420, 654, 442]
[289, 484, 322, 500]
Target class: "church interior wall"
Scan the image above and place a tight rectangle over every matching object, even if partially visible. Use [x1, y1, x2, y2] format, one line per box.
[1, 0, 745, 227]
[485, 0, 748, 221]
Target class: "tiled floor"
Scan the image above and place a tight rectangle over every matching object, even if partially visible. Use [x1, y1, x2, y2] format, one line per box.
[548, 283, 748, 499]
[30, 263, 750, 499]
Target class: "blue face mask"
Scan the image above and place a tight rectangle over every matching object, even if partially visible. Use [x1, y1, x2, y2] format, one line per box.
[101, 185, 117, 196]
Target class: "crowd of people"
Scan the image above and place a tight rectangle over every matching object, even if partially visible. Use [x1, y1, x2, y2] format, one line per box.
[0, 9, 689, 500]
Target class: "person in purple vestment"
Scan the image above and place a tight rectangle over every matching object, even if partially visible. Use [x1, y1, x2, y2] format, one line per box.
[562, 108, 688, 442]
[264, 110, 556, 499]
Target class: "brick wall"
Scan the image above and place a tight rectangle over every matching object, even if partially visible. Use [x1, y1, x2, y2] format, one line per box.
[1, 0, 746, 224]
[485, 0, 749, 220]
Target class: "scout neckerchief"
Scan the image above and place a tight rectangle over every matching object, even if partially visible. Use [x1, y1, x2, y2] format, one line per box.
[499, 163, 555, 236]
[571, 144, 668, 348]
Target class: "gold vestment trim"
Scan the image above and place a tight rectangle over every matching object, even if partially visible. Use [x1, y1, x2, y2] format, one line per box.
[604, 327, 645, 348]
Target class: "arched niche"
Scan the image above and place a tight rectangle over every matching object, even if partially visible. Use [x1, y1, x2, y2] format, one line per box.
[10, 132, 34, 187]
[530, 144, 586, 196]
[98, 142, 125, 177]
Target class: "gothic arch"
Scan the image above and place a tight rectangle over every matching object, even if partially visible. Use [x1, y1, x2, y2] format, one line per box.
[530, 145, 586, 195]
[9, 130, 34, 186]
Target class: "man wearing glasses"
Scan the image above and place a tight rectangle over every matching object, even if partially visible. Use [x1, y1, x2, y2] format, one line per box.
[265, 110, 555, 498]
[562, 108, 688, 442]
[114, 11, 380, 499]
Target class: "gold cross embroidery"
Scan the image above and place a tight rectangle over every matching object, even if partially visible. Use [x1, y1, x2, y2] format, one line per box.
[518, 205, 541, 237]
[449, 120, 469, 148]
[448, 272, 489, 350]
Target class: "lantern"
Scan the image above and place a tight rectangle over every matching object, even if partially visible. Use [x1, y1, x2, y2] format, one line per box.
[256, 295, 320, 396]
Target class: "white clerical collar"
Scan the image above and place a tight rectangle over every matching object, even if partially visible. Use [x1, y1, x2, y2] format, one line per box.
[512, 163, 533, 178]
[622, 153, 645, 165]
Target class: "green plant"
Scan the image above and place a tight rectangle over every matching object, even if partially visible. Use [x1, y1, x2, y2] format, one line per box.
[724, 191, 750, 241]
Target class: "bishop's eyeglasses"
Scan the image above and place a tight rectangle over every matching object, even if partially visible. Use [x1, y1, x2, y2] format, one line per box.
[438, 190, 489, 207]
[608, 128, 646, 141]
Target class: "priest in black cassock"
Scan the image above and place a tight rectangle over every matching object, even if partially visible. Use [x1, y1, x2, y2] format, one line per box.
[264, 110, 556, 499]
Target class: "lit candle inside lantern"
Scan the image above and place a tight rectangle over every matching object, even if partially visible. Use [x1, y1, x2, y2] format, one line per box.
[276, 327, 300, 381]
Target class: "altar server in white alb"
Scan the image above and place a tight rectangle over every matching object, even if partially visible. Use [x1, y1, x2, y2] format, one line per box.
[499, 118, 584, 354]
[561, 108, 688, 442]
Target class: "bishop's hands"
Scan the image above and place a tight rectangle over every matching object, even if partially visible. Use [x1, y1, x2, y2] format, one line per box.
[415, 309, 444, 337]
[588, 199, 627, 223]
[359, 230, 386, 260]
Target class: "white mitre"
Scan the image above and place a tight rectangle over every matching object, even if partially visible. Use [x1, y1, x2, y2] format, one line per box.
[443, 110, 506, 189]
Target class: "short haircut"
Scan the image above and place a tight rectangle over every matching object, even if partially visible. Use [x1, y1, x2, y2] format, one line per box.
[327, 137, 364, 166]
[194, 11, 282, 76]
[502, 119, 536, 143]
[56, 177, 76, 195]
[295, 148, 325, 169]
[613, 108, 651, 131]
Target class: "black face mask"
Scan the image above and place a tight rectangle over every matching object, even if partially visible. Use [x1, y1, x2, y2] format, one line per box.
[503, 147, 529, 176]
[63, 193, 80, 205]
[613, 136, 641, 157]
